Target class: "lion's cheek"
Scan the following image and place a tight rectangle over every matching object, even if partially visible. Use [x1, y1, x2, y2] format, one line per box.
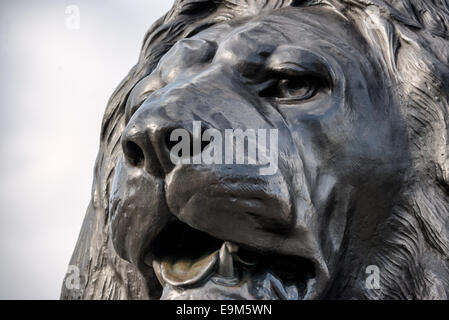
[163, 164, 294, 249]
[109, 158, 171, 266]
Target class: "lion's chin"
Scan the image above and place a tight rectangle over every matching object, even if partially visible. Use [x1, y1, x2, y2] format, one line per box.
[147, 220, 317, 300]
[159, 271, 306, 300]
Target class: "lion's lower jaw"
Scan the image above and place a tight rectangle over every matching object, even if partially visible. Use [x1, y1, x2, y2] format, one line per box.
[159, 271, 309, 300]
[148, 223, 319, 300]
[151, 241, 317, 300]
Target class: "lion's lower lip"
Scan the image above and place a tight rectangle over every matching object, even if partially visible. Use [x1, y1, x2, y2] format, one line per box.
[152, 240, 257, 289]
[146, 220, 318, 299]
[152, 248, 219, 287]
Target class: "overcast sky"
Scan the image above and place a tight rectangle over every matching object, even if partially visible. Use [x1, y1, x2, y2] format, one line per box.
[0, 0, 173, 299]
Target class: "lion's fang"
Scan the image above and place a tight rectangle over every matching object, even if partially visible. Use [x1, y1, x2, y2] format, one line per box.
[217, 241, 238, 277]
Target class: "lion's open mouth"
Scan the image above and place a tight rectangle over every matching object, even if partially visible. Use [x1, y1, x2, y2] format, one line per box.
[146, 220, 317, 300]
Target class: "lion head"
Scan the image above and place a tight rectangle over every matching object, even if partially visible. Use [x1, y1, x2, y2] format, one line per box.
[62, 0, 449, 300]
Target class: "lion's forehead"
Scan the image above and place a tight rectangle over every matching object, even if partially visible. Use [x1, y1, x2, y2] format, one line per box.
[187, 9, 363, 69]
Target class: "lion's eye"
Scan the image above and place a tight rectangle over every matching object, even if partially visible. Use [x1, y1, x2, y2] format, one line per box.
[278, 78, 316, 100]
[259, 75, 322, 103]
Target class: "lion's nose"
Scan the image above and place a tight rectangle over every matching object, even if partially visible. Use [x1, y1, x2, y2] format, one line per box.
[122, 116, 211, 177]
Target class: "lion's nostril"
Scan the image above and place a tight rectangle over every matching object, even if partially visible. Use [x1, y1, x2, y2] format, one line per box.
[164, 131, 180, 155]
[197, 126, 212, 155]
[201, 138, 211, 153]
[165, 126, 212, 161]
[124, 141, 145, 167]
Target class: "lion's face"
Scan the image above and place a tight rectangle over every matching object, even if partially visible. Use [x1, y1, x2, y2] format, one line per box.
[109, 6, 410, 299]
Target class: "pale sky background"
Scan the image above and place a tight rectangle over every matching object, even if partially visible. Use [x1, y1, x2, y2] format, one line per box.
[0, 0, 173, 299]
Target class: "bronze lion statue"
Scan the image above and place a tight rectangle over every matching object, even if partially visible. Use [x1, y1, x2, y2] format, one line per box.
[61, 0, 449, 300]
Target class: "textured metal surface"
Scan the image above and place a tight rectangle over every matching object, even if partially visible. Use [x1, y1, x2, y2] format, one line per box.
[62, 0, 449, 300]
